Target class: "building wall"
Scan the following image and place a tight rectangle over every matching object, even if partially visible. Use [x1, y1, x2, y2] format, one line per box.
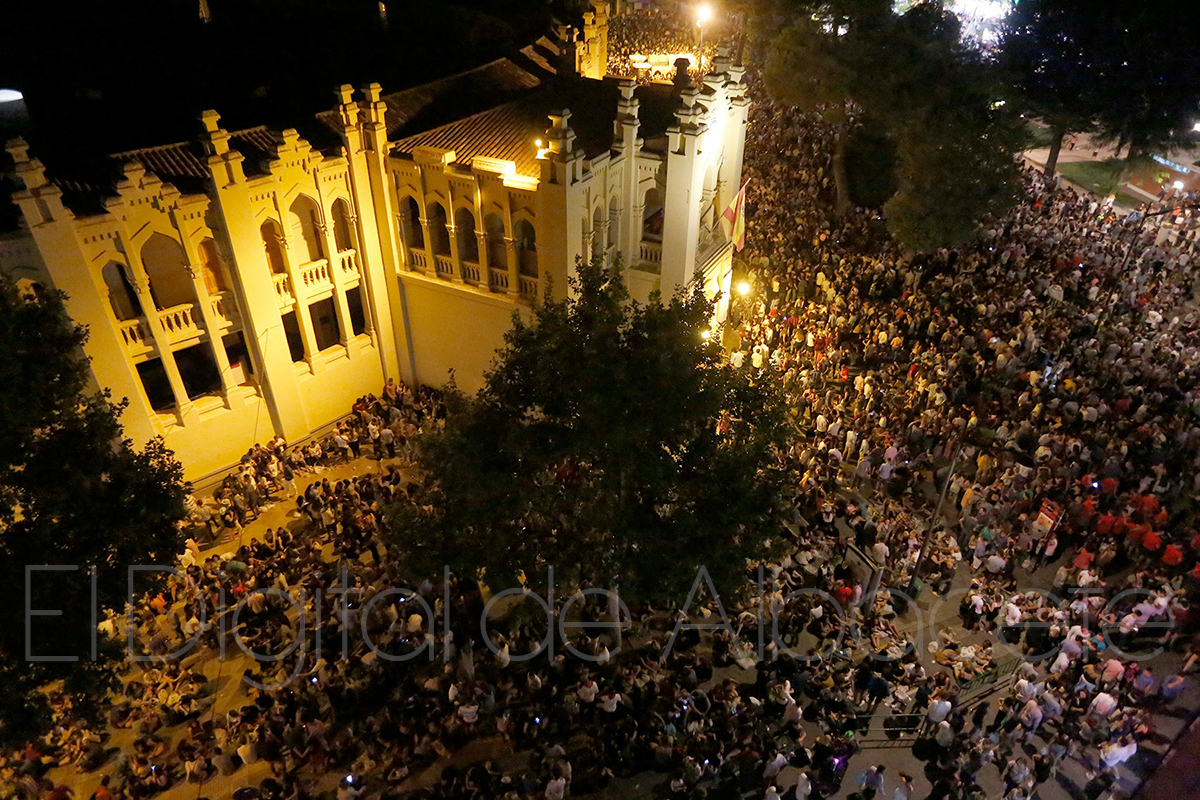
[2, 44, 747, 480]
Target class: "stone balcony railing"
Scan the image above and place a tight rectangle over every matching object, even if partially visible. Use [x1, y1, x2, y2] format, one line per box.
[299, 259, 332, 296]
[119, 317, 154, 358]
[407, 248, 427, 271]
[273, 272, 294, 310]
[518, 275, 539, 297]
[337, 249, 359, 277]
[157, 302, 203, 346]
[488, 268, 510, 292]
[462, 260, 481, 285]
[434, 255, 454, 279]
[208, 291, 241, 330]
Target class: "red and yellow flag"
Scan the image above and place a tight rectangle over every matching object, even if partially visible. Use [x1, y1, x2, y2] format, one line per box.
[721, 179, 750, 251]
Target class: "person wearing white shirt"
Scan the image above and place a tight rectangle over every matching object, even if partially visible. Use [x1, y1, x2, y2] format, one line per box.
[793, 772, 812, 800]
[1088, 692, 1118, 718]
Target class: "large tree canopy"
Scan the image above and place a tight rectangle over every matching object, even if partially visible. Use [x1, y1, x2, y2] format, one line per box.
[1002, 0, 1200, 171]
[0, 276, 186, 747]
[764, 0, 1022, 250]
[389, 259, 793, 607]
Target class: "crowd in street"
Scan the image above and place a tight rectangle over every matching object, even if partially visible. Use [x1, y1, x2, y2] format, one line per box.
[7, 8, 1200, 800]
[606, 8, 724, 82]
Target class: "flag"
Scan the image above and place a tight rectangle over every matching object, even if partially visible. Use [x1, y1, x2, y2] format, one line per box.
[721, 179, 749, 251]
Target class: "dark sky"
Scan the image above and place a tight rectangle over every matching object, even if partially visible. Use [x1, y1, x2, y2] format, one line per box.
[0, 0, 556, 174]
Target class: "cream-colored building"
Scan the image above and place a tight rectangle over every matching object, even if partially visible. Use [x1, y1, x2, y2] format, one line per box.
[1, 10, 748, 482]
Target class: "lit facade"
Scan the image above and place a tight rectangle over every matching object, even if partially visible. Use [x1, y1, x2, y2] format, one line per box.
[1, 10, 748, 482]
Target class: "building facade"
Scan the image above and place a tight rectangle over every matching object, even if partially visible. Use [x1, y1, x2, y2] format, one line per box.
[1, 9, 748, 482]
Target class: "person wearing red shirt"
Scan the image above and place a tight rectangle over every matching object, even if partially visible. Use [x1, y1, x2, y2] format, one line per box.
[1143, 530, 1163, 552]
[1096, 514, 1116, 536]
[1100, 476, 1119, 495]
[1163, 544, 1183, 566]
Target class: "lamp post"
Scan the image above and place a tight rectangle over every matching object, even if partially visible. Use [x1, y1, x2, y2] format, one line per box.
[696, 5, 712, 70]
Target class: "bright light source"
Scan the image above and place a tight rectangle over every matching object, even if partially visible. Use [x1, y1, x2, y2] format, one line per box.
[697, 5, 712, 23]
[737, 281, 750, 296]
[701, 329, 712, 340]
[535, 139, 542, 147]
[0, 89, 23, 104]
[1173, 180, 1185, 190]
[1194, 122, 1200, 132]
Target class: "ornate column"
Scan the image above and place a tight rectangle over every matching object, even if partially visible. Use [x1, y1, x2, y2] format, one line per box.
[317, 219, 355, 348]
[124, 246, 196, 423]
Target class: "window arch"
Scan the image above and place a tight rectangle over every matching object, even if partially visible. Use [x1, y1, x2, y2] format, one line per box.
[140, 233, 196, 310]
[287, 195, 325, 263]
[455, 207, 479, 263]
[485, 213, 507, 269]
[101, 261, 142, 320]
[642, 187, 663, 241]
[608, 198, 620, 248]
[331, 199, 354, 253]
[591, 206, 605, 261]
[515, 219, 537, 277]
[197, 239, 227, 293]
[399, 196, 424, 249]
[428, 202, 451, 256]
[260, 220, 287, 274]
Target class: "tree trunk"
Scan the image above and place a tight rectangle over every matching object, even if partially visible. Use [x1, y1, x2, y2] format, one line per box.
[832, 123, 851, 217]
[1043, 126, 1067, 178]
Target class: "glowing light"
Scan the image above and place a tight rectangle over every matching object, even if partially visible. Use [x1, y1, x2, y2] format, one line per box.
[737, 281, 750, 295]
[1194, 122, 1200, 132]
[0, 89, 23, 103]
[697, 5, 712, 23]
[1173, 181, 1185, 190]
[701, 329, 712, 340]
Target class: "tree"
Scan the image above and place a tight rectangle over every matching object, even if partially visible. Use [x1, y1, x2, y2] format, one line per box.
[765, 1, 1022, 249]
[389, 257, 793, 613]
[1000, 0, 1101, 176]
[1002, 0, 1200, 169]
[763, 0, 893, 215]
[0, 276, 186, 747]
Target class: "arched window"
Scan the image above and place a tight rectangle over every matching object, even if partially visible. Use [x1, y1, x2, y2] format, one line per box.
[261, 220, 287, 274]
[515, 219, 537, 277]
[198, 239, 227, 293]
[455, 207, 478, 263]
[288, 195, 325, 263]
[101, 261, 142, 320]
[591, 206, 605, 261]
[429, 202, 451, 256]
[140, 233, 197, 310]
[400, 196, 424, 249]
[485, 213, 507, 269]
[608, 198, 620, 248]
[642, 187, 663, 241]
[331, 199, 354, 253]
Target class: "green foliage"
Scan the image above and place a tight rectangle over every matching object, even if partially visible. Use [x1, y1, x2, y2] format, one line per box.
[0, 275, 186, 747]
[764, 1, 1023, 249]
[1002, 0, 1200, 157]
[389, 256, 793, 607]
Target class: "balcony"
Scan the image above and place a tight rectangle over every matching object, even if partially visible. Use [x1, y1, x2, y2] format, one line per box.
[273, 273, 294, 310]
[462, 261, 481, 285]
[208, 291, 241, 331]
[636, 240, 663, 273]
[338, 250, 360, 278]
[157, 302, 203, 346]
[299, 259, 333, 297]
[518, 275, 539, 297]
[119, 317, 154, 361]
[407, 248, 427, 271]
[434, 255, 454, 279]
[488, 267, 510, 293]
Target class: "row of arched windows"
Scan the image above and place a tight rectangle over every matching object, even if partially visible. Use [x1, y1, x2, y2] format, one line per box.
[260, 196, 356, 274]
[397, 196, 538, 278]
[101, 233, 224, 321]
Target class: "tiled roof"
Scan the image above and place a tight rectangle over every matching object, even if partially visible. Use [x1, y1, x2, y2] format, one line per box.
[108, 127, 281, 184]
[315, 58, 545, 141]
[390, 77, 683, 180]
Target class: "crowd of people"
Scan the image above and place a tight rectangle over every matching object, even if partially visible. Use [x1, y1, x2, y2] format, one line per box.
[7, 8, 1200, 800]
[606, 8, 726, 83]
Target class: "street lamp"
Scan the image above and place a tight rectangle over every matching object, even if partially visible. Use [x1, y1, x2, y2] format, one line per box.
[696, 5, 712, 70]
[737, 281, 750, 296]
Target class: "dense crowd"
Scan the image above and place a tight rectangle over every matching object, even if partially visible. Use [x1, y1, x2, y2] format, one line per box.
[7, 8, 1200, 800]
[606, 8, 724, 83]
